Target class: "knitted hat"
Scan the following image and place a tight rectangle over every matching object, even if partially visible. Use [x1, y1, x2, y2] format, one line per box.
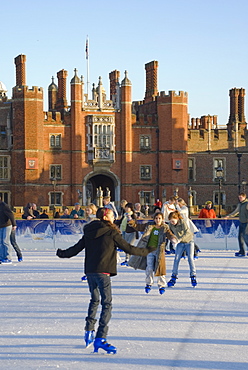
[205, 201, 212, 205]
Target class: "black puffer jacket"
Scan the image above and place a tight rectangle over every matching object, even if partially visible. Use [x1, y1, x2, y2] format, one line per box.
[57, 220, 151, 276]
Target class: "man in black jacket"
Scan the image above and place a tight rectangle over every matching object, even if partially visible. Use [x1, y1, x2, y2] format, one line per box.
[0, 197, 17, 264]
[57, 207, 155, 354]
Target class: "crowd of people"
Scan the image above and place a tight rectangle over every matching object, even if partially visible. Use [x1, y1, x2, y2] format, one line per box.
[1, 191, 248, 354]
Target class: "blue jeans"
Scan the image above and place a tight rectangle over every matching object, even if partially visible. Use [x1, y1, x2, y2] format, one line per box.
[10, 229, 22, 259]
[238, 223, 248, 255]
[172, 241, 196, 277]
[0, 225, 12, 261]
[85, 273, 112, 339]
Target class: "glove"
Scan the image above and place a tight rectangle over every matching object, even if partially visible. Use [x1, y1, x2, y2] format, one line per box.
[56, 248, 64, 258]
[147, 245, 157, 253]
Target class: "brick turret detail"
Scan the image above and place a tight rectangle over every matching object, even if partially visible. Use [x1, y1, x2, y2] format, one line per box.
[14, 54, 26, 86]
[48, 76, 58, 112]
[120, 71, 132, 199]
[145, 61, 158, 102]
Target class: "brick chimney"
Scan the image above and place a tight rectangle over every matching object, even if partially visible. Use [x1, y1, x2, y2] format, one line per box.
[14, 54, 26, 86]
[56, 69, 68, 110]
[145, 60, 158, 102]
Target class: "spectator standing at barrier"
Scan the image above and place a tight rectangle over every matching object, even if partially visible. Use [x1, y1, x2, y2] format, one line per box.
[226, 192, 248, 257]
[22, 203, 36, 220]
[40, 209, 49, 219]
[103, 196, 118, 219]
[0, 196, 17, 264]
[56, 207, 156, 354]
[119, 199, 127, 217]
[32, 203, 40, 218]
[198, 201, 216, 234]
[134, 203, 145, 219]
[60, 208, 70, 219]
[54, 211, 60, 218]
[70, 203, 85, 219]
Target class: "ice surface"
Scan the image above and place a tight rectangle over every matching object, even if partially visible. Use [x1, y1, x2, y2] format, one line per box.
[1, 248, 248, 370]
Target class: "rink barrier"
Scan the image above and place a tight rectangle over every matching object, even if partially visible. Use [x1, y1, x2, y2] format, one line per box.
[15, 218, 240, 251]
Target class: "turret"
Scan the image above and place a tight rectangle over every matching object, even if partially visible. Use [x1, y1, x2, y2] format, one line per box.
[48, 76, 58, 111]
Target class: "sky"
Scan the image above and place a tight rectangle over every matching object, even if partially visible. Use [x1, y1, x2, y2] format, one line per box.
[1, 0, 248, 125]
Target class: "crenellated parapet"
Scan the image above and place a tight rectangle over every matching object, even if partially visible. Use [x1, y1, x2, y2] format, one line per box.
[12, 85, 43, 99]
[44, 111, 62, 124]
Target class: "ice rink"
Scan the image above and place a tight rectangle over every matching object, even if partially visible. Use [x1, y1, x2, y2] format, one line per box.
[1, 248, 248, 370]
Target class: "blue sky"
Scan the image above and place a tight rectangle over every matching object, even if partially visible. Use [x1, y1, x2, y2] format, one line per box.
[1, 0, 248, 124]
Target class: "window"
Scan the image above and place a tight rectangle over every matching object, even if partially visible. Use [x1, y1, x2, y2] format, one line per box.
[214, 191, 226, 206]
[50, 134, 61, 148]
[50, 192, 62, 206]
[50, 165, 62, 180]
[140, 165, 151, 179]
[87, 115, 115, 163]
[0, 156, 10, 179]
[188, 158, 195, 181]
[213, 158, 225, 180]
[0, 192, 9, 204]
[140, 135, 151, 150]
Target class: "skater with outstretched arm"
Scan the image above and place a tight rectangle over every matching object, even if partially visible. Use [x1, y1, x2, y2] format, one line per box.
[128, 212, 177, 294]
[56, 207, 156, 354]
[167, 211, 197, 288]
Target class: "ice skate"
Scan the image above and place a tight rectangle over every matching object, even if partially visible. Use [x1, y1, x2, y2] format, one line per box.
[85, 330, 95, 348]
[145, 284, 151, 293]
[159, 287, 165, 295]
[167, 275, 177, 287]
[191, 275, 197, 287]
[93, 338, 117, 354]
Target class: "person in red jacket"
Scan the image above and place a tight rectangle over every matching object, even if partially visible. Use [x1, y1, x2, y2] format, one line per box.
[198, 201, 216, 234]
[198, 201, 216, 219]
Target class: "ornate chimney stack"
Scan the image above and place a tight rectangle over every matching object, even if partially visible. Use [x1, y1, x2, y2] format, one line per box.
[145, 60, 158, 102]
[14, 54, 26, 86]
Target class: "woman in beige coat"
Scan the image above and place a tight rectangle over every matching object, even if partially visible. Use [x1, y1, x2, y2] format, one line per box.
[128, 212, 177, 294]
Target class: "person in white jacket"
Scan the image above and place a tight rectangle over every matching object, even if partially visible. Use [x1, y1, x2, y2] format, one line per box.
[175, 198, 200, 258]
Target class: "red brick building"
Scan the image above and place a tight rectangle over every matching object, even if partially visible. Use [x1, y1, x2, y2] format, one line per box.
[0, 54, 247, 211]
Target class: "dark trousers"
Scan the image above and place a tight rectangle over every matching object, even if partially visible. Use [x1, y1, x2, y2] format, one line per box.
[238, 222, 248, 255]
[10, 230, 22, 259]
[85, 273, 112, 339]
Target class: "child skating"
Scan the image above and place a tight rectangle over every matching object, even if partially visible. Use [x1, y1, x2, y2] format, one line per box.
[167, 211, 197, 288]
[129, 212, 177, 294]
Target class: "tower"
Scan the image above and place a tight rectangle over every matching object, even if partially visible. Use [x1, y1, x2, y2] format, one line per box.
[12, 54, 44, 205]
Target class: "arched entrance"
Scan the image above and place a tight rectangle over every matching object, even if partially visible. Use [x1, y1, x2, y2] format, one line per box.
[83, 171, 120, 205]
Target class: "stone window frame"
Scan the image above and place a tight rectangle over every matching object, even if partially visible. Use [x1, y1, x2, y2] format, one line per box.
[50, 134, 62, 148]
[49, 164, 62, 180]
[188, 157, 196, 181]
[0, 155, 10, 180]
[140, 165, 152, 180]
[140, 135, 151, 150]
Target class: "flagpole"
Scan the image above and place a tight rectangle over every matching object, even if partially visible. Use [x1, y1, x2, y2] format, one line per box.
[86, 36, 90, 97]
